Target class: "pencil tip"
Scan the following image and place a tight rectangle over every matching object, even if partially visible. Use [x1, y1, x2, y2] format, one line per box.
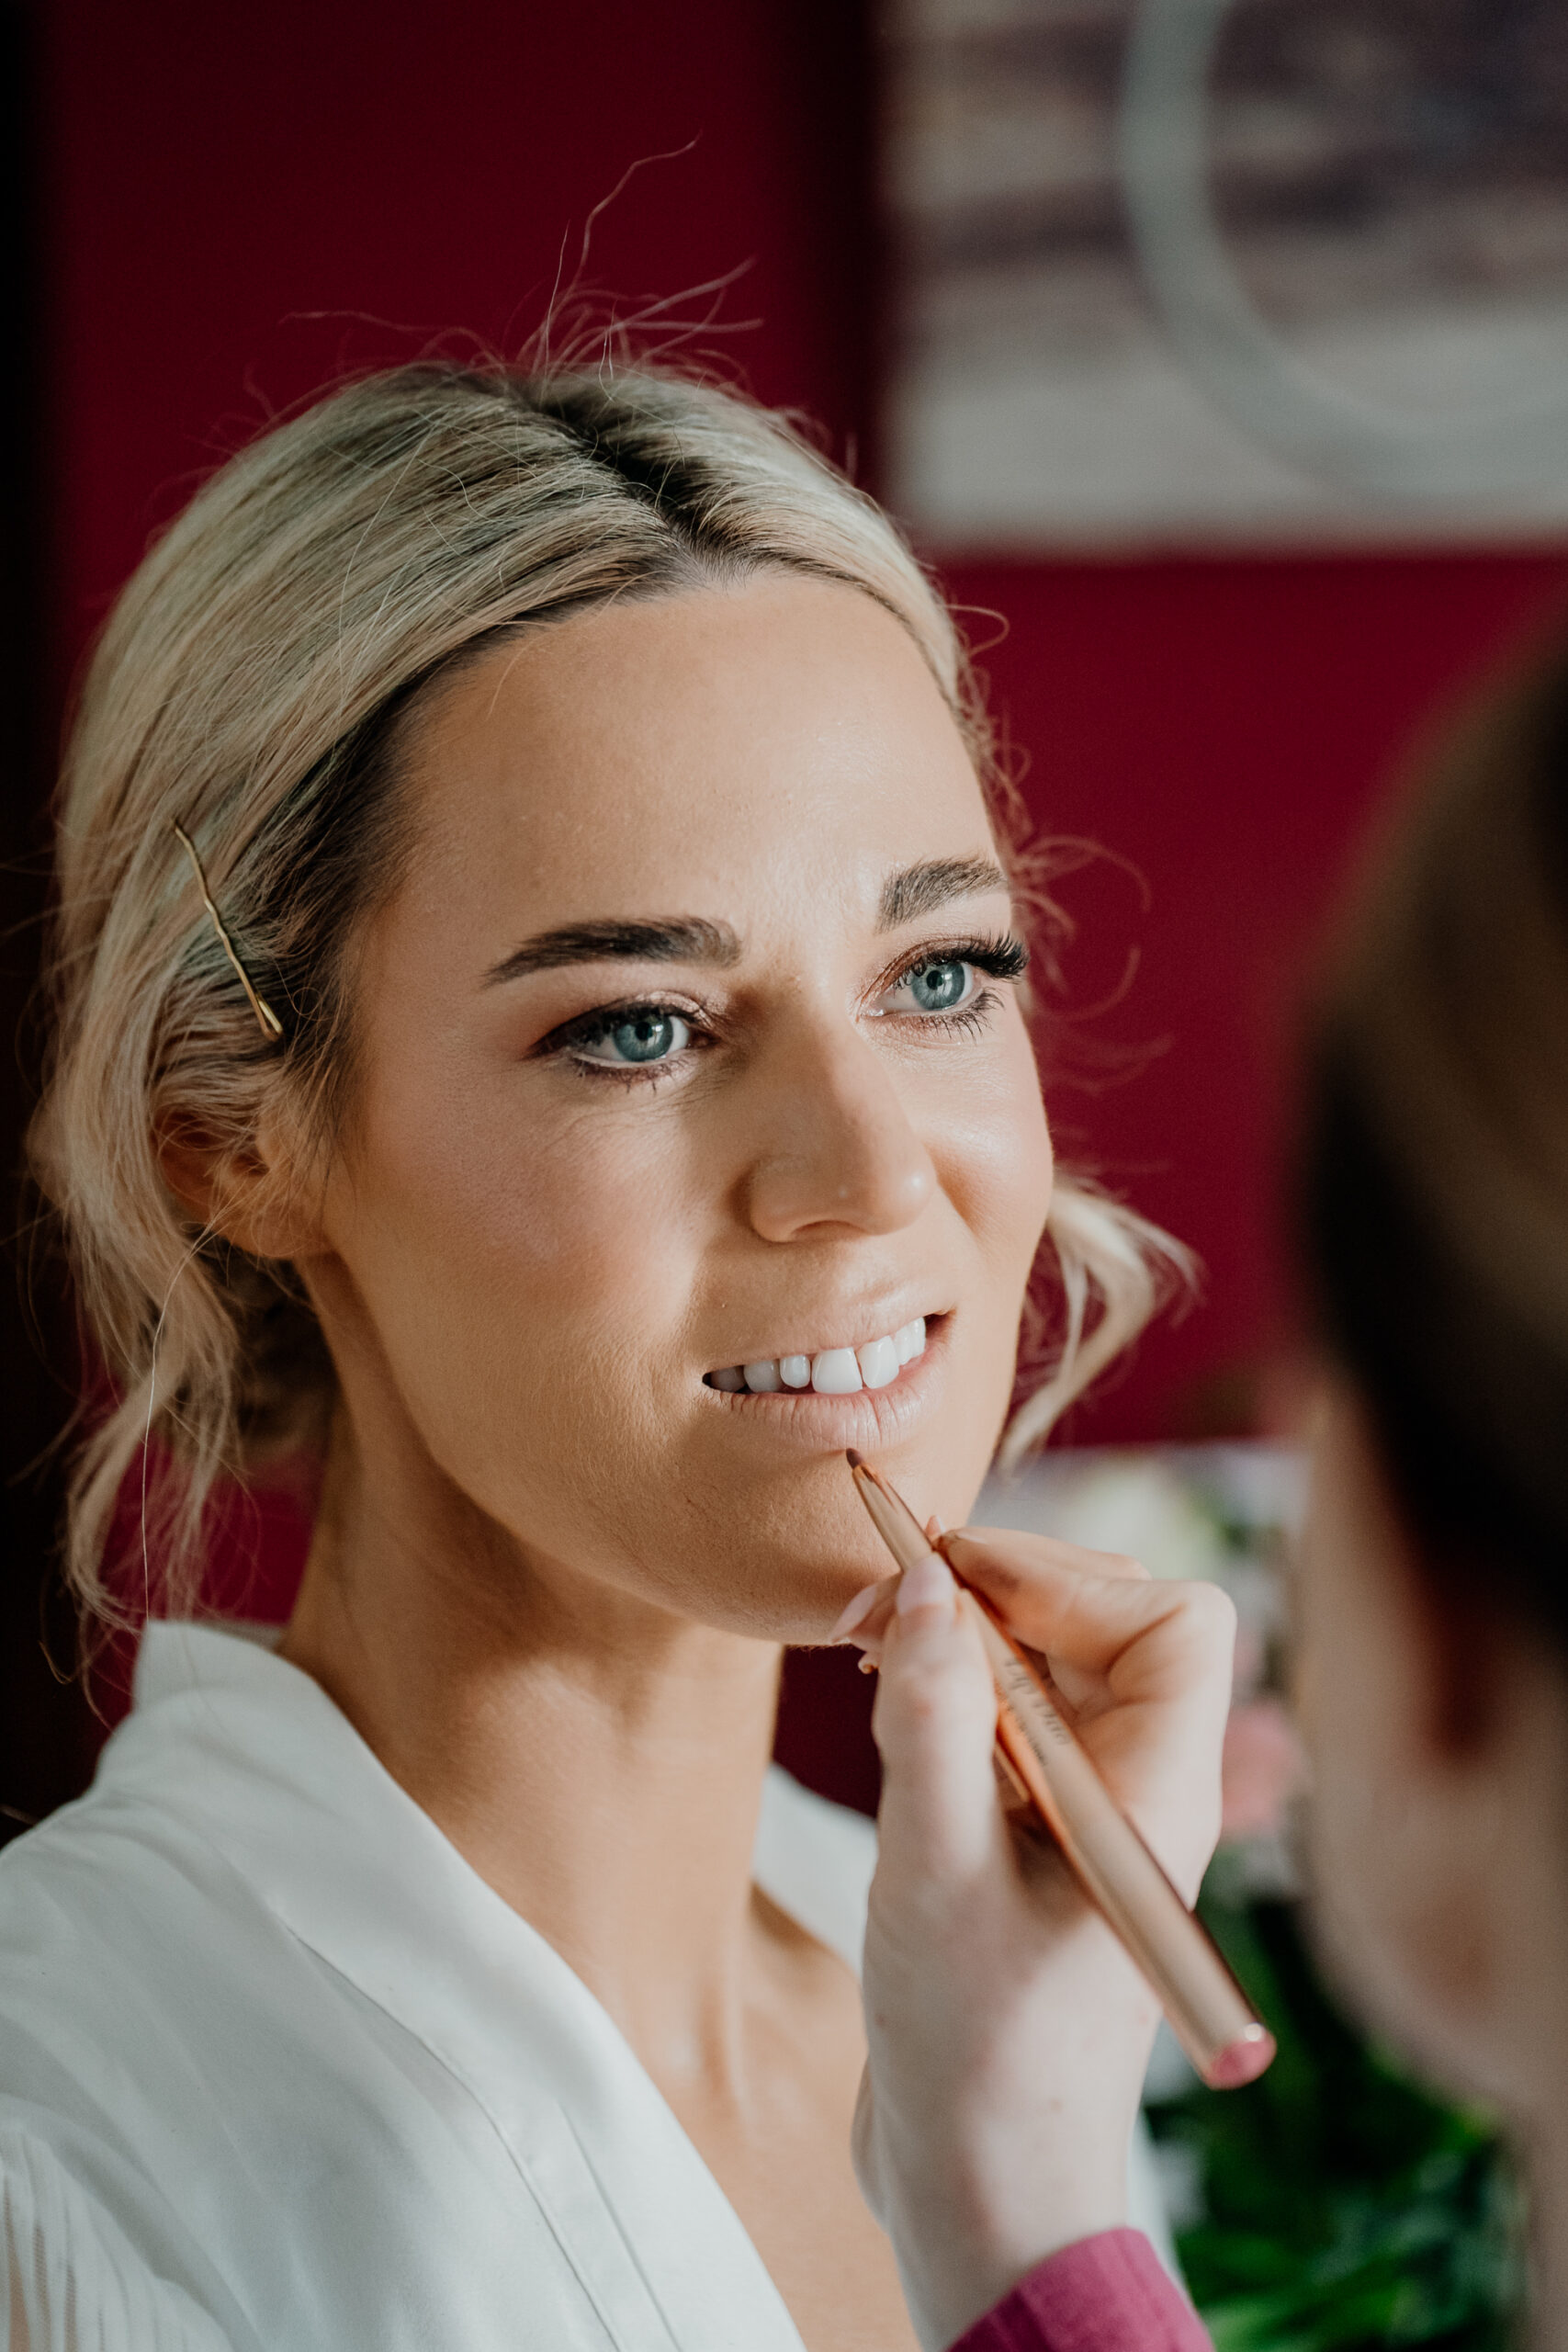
[845, 1448, 864, 1469]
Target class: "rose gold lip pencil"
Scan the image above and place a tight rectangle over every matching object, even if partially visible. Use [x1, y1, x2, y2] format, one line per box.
[847, 1450, 1275, 2091]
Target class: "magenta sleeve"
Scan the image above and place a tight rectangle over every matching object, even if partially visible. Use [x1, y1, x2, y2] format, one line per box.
[945, 2230, 1213, 2352]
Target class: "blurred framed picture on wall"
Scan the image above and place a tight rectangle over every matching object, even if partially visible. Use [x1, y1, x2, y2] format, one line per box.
[882, 0, 1568, 551]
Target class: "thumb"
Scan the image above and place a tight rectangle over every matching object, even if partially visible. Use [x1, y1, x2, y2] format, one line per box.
[871, 1553, 1005, 1885]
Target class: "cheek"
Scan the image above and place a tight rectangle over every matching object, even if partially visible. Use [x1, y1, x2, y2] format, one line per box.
[324, 1011, 1056, 1606]
[923, 1031, 1054, 1482]
[329, 1067, 704, 1519]
[939, 1021, 1054, 1284]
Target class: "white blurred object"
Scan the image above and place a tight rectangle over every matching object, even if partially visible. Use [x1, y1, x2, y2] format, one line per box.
[976, 1441, 1305, 1561]
[979, 1451, 1232, 1581]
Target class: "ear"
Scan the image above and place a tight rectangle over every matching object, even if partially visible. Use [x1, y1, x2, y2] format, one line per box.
[1301, 1384, 1516, 2079]
[157, 1104, 328, 1263]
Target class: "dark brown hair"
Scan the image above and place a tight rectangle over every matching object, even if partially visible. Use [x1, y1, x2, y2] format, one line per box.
[1303, 644, 1568, 1637]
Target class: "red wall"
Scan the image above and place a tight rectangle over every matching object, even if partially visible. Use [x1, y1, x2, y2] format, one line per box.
[39, 6, 1568, 1760]
[41, 1, 875, 629]
[954, 550, 1568, 1440]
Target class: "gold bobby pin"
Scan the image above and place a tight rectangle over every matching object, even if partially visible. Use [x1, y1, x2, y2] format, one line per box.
[171, 821, 285, 1042]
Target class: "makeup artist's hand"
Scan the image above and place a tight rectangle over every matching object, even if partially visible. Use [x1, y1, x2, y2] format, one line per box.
[846, 1530, 1235, 2352]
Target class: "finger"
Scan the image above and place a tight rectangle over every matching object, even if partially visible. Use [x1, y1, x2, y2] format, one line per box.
[871, 1552, 1005, 1886]
[834, 1582, 899, 1668]
[829, 1577, 898, 1645]
[842, 1532, 1152, 1676]
[942, 1528, 1150, 1706]
[948, 1524, 1149, 1604]
[943, 1531, 1235, 1894]
[942, 1527, 1235, 1714]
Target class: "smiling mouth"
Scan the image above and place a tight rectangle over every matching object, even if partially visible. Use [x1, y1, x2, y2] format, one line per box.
[705, 1317, 929, 1397]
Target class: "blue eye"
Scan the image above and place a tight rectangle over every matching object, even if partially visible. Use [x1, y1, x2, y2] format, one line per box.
[577, 1009, 692, 1066]
[886, 957, 974, 1015]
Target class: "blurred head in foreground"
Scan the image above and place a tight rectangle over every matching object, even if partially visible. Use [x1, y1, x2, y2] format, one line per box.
[1299, 641, 1568, 2154]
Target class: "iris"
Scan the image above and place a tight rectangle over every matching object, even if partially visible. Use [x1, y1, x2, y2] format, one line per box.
[904, 957, 967, 1012]
[607, 1012, 682, 1063]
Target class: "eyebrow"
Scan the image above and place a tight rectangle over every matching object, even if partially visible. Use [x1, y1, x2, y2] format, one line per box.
[483, 917, 743, 985]
[877, 855, 1010, 930]
[483, 859, 1010, 985]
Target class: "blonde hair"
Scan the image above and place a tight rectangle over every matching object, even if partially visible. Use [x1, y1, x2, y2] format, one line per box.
[31, 357, 1186, 1626]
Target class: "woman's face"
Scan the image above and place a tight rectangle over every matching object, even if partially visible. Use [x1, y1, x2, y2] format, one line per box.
[308, 575, 1054, 1638]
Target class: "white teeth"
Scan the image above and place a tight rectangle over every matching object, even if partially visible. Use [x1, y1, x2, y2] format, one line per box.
[711, 1318, 931, 1396]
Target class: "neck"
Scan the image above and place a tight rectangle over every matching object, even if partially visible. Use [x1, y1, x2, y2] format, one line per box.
[279, 1416, 785, 2097]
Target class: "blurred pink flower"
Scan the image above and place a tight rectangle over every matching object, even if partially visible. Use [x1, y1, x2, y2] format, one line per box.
[1221, 1696, 1307, 1842]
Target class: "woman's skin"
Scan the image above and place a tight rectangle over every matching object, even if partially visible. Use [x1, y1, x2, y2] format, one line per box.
[172, 573, 1058, 2352]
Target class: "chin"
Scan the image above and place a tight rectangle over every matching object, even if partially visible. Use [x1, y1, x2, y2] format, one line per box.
[706, 1497, 899, 1645]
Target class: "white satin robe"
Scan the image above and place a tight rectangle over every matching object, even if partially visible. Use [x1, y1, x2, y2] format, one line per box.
[0, 1622, 1173, 2350]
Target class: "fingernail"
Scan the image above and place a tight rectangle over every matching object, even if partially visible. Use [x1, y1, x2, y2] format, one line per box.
[925, 1512, 946, 1542]
[896, 1551, 954, 1617]
[830, 1580, 889, 1643]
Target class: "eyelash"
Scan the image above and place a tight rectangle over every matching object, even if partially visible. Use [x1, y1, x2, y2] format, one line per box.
[536, 932, 1030, 1088]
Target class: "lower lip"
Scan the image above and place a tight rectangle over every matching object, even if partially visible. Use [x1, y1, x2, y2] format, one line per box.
[699, 1317, 949, 1448]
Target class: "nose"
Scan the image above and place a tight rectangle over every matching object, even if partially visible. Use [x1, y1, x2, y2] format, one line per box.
[743, 1023, 937, 1243]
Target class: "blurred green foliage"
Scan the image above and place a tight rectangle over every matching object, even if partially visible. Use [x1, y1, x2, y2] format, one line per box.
[1145, 1883, 1525, 2350]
